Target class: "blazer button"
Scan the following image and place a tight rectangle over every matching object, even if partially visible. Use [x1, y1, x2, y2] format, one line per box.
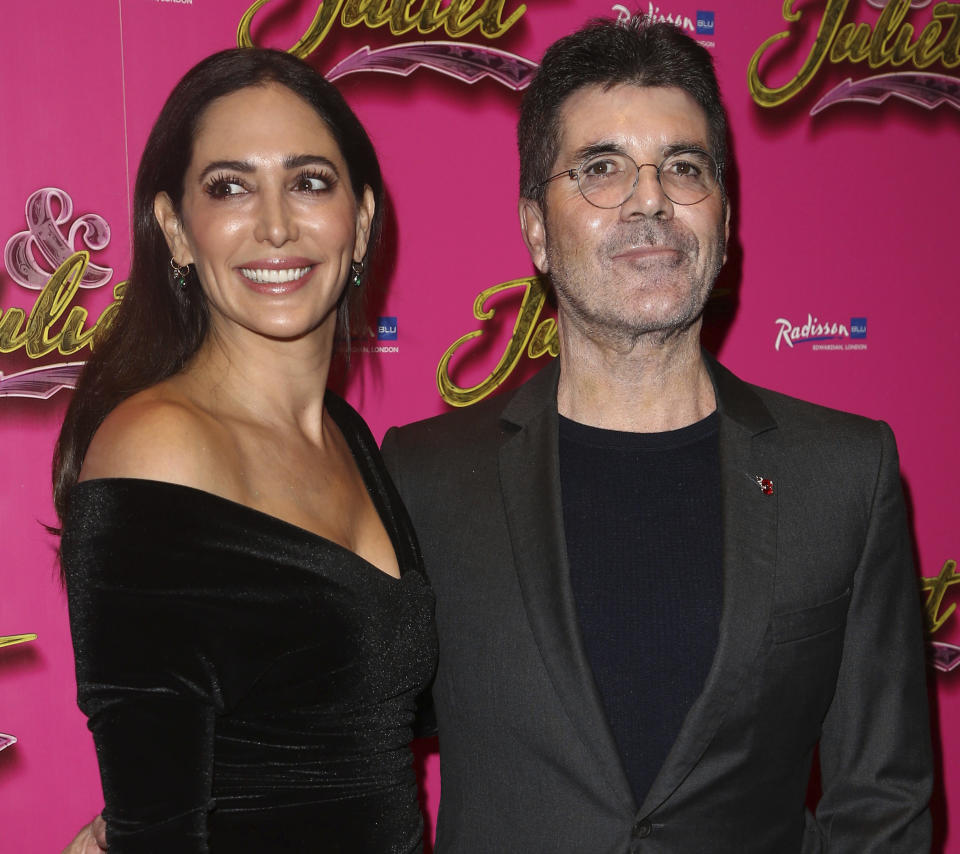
[633, 818, 652, 838]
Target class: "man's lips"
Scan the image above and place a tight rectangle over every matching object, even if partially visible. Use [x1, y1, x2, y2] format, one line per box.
[611, 245, 682, 263]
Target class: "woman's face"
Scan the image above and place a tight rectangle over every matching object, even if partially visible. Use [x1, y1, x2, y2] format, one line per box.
[155, 81, 374, 345]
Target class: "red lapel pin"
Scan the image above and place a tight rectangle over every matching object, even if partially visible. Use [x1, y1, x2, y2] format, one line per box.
[753, 475, 774, 495]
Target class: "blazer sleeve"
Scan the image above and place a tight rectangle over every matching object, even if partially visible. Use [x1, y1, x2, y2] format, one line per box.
[813, 421, 933, 852]
[63, 486, 219, 853]
[381, 426, 438, 740]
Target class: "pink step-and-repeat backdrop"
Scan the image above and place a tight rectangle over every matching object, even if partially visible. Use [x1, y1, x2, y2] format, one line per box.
[2, 0, 958, 850]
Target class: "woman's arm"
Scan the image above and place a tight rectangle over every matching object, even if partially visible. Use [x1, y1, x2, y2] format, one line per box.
[64, 399, 227, 852]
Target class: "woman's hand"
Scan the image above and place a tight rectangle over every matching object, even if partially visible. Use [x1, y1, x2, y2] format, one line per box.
[62, 815, 107, 853]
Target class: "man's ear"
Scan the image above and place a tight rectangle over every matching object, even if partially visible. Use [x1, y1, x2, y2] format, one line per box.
[722, 198, 731, 265]
[518, 197, 549, 274]
[154, 192, 193, 265]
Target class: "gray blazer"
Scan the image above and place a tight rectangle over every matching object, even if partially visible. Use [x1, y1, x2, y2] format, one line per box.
[381, 356, 932, 854]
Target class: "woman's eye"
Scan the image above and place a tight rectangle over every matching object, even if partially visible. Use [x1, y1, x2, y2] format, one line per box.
[295, 173, 331, 192]
[205, 178, 247, 198]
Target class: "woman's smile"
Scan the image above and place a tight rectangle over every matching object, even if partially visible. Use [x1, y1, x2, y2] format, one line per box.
[238, 258, 317, 293]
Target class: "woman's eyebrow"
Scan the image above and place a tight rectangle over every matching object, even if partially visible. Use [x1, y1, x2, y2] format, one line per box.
[197, 154, 338, 181]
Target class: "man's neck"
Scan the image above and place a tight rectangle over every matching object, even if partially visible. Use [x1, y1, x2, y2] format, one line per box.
[556, 325, 716, 433]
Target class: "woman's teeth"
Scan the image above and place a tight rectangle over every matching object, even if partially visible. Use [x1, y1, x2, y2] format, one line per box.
[240, 266, 311, 284]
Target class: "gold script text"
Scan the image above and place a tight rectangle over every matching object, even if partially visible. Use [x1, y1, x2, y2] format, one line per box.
[437, 275, 557, 407]
[238, 0, 526, 58]
[748, 0, 960, 108]
[0, 251, 123, 358]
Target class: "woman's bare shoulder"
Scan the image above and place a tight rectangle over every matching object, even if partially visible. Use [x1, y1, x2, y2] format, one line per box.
[79, 384, 232, 489]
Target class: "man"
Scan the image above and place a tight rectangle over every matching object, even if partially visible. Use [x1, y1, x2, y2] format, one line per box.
[380, 14, 932, 854]
[66, 14, 932, 854]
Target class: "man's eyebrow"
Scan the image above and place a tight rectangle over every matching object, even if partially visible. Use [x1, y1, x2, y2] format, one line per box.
[662, 141, 711, 157]
[570, 142, 628, 164]
[567, 139, 712, 165]
[197, 154, 338, 181]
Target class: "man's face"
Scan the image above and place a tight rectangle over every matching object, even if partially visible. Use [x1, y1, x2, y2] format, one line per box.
[520, 84, 729, 348]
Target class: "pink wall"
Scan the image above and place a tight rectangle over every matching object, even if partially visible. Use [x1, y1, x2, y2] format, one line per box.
[2, 0, 957, 850]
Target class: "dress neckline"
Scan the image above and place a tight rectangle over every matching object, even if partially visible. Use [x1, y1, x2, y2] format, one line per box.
[72, 393, 407, 583]
[72, 477, 407, 584]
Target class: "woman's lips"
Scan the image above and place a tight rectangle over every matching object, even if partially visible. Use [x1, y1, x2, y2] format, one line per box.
[237, 260, 315, 294]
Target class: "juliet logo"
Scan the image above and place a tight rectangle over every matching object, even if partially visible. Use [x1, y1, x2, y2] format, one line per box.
[1, 188, 123, 399]
[773, 315, 868, 352]
[748, 0, 960, 115]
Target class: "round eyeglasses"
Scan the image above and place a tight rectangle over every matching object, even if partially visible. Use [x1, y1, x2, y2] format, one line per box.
[538, 149, 719, 208]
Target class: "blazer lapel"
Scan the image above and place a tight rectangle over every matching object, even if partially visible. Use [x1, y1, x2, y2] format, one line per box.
[640, 356, 780, 814]
[498, 361, 635, 812]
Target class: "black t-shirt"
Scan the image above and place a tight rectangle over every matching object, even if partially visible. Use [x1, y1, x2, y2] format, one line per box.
[559, 411, 722, 806]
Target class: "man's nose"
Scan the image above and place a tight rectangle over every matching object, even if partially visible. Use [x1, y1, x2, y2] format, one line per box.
[619, 163, 674, 221]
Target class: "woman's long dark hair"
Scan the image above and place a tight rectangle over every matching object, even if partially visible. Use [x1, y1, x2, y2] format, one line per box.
[52, 48, 384, 524]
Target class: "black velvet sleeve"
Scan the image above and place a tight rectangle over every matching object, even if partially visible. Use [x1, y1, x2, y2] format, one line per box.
[63, 480, 223, 853]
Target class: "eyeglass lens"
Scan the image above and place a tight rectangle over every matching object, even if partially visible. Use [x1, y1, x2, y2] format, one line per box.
[577, 150, 718, 208]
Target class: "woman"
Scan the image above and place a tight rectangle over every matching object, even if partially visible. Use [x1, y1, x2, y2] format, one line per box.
[54, 48, 436, 852]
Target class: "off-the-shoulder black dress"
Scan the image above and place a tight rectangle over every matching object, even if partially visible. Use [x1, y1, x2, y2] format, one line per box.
[62, 394, 437, 853]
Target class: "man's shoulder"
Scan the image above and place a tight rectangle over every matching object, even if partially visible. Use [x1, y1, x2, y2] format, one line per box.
[391, 392, 507, 444]
[381, 364, 559, 493]
[714, 357, 889, 441]
[753, 382, 887, 440]
[723, 368, 900, 490]
[388, 363, 555, 449]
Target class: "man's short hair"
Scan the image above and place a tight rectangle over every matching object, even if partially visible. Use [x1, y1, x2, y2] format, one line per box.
[518, 14, 729, 205]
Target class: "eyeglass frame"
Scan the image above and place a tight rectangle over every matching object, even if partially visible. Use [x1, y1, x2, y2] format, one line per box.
[535, 147, 721, 209]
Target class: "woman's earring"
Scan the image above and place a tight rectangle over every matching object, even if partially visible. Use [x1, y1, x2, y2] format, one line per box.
[351, 260, 364, 288]
[170, 257, 190, 289]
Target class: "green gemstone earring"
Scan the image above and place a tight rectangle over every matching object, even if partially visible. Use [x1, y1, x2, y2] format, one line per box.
[170, 257, 190, 289]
